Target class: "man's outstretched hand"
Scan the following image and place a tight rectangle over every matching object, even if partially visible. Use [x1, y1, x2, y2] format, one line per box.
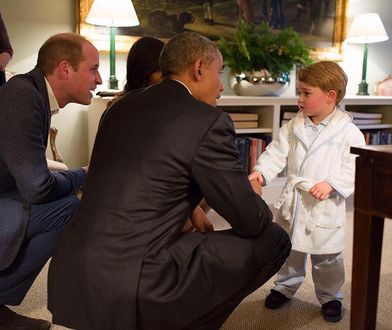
[190, 206, 214, 232]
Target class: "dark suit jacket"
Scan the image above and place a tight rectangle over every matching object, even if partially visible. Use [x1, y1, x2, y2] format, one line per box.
[0, 68, 86, 270]
[48, 79, 272, 329]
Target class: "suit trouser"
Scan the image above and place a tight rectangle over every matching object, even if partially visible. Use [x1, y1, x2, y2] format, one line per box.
[182, 222, 292, 330]
[273, 250, 344, 305]
[0, 71, 5, 87]
[0, 194, 79, 305]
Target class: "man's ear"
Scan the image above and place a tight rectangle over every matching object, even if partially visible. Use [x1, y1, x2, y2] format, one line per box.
[57, 60, 71, 79]
[193, 59, 203, 81]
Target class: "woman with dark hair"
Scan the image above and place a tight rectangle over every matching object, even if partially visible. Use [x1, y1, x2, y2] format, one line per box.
[0, 12, 13, 87]
[124, 36, 165, 91]
[107, 36, 165, 107]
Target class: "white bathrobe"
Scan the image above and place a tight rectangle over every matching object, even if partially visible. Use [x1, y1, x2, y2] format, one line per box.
[254, 108, 366, 254]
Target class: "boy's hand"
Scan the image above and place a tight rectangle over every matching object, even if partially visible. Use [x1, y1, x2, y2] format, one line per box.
[250, 179, 262, 196]
[248, 171, 263, 196]
[309, 181, 333, 200]
[248, 171, 264, 184]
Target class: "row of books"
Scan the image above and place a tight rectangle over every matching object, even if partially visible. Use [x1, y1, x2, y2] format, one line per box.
[349, 111, 383, 125]
[354, 112, 391, 145]
[228, 112, 259, 129]
[234, 135, 272, 174]
[363, 129, 392, 145]
[230, 111, 390, 135]
[280, 111, 295, 126]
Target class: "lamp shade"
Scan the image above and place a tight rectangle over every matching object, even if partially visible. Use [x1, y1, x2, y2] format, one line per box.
[346, 13, 389, 44]
[85, 0, 140, 27]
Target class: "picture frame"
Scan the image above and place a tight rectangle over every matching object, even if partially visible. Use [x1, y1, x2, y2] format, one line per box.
[77, 0, 348, 60]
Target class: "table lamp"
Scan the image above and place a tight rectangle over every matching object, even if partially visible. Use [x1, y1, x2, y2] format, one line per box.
[86, 0, 140, 90]
[345, 13, 389, 95]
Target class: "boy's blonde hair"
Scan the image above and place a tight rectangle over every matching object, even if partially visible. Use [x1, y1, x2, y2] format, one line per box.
[297, 61, 347, 104]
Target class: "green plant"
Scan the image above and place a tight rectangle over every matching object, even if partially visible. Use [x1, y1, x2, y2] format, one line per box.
[218, 21, 312, 75]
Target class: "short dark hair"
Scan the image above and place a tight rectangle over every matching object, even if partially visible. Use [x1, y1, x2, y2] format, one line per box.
[36, 33, 89, 74]
[160, 32, 219, 78]
[124, 37, 165, 92]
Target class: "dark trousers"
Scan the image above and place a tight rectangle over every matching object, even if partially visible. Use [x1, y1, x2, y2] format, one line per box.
[0, 194, 79, 305]
[0, 71, 5, 87]
[183, 223, 291, 330]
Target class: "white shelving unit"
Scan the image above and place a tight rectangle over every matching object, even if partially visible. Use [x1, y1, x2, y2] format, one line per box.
[217, 95, 392, 140]
[218, 96, 297, 140]
[88, 95, 392, 202]
[216, 95, 392, 200]
[355, 124, 392, 130]
[235, 128, 272, 134]
[88, 95, 392, 157]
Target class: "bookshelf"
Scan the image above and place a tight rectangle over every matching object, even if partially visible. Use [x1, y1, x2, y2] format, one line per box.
[217, 95, 392, 173]
[217, 95, 392, 139]
[235, 128, 272, 134]
[88, 95, 392, 157]
[218, 96, 297, 140]
[87, 95, 392, 202]
[355, 123, 392, 130]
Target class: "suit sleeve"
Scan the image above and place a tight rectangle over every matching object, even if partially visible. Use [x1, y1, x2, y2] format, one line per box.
[191, 112, 272, 238]
[1, 79, 86, 204]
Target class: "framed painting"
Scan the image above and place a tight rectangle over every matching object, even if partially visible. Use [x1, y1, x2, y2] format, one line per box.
[77, 0, 348, 59]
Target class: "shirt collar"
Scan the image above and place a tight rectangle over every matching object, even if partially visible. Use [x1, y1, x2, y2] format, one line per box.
[305, 108, 336, 128]
[44, 77, 60, 114]
[172, 79, 192, 95]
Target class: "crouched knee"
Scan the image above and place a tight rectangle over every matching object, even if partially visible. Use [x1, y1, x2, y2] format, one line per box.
[252, 222, 291, 267]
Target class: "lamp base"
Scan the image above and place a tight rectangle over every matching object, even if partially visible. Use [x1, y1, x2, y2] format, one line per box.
[357, 81, 369, 96]
[109, 76, 118, 90]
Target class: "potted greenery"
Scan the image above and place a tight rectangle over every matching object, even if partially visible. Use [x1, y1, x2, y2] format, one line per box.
[218, 21, 312, 96]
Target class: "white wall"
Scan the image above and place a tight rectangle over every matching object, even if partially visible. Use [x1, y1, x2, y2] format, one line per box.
[343, 0, 392, 95]
[1, 0, 392, 166]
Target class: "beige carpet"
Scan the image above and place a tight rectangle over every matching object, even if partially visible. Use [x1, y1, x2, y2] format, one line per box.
[220, 213, 392, 330]
[13, 201, 392, 330]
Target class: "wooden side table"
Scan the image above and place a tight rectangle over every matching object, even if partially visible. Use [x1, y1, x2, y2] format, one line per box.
[350, 145, 392, 330]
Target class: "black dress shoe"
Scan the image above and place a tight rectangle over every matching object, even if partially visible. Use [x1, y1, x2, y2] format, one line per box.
[265, 289, 290, 309]
[321, 300, 342, 322]
[0, 306, 51, 330]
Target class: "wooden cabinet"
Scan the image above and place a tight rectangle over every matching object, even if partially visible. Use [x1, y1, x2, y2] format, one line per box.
[350, 145, 392, 330]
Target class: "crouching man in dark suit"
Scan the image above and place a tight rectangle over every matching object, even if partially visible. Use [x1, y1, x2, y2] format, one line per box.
[0, 33, 102, 329]
[48, 32, 291, 330]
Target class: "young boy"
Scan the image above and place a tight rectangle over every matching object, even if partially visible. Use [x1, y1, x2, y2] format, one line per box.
[249, 61, 366, 322]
